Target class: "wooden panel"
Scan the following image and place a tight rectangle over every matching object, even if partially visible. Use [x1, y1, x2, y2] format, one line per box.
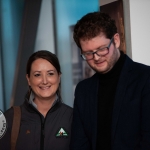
[100, 0, 126, 53]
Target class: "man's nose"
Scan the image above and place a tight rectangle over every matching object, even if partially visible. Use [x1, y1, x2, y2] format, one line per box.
[93, 52, 101, 60]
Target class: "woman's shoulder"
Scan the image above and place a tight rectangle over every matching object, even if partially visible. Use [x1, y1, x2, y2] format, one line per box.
[58, 103, 73, 118]
[4, 106, 22, 127]
[60, 103, 73, 111]
[4, 107, 14, 119]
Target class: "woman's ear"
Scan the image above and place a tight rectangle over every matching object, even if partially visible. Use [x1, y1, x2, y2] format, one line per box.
[59, 73, 61, 84]
[113, 33, 120, 49]
[26, 74, 31, 86]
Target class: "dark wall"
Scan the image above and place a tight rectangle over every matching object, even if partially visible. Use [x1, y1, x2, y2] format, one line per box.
[12, 0, 42, 106]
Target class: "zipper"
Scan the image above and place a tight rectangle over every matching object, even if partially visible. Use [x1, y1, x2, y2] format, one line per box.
[32, 100, 60, 150]
[40, 108, 53, 150]
[40, 121, 45, 150]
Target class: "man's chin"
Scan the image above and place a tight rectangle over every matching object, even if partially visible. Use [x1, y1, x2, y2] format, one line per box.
[92, 64, 104, 72]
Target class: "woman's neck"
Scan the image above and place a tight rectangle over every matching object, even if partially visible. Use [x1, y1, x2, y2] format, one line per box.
[34, 97, 55, 117]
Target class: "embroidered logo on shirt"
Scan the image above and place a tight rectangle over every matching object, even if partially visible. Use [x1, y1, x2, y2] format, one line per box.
[56, 127, 68, 138]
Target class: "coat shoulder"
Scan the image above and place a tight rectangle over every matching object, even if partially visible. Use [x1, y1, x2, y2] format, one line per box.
[76, 73, 98, 88]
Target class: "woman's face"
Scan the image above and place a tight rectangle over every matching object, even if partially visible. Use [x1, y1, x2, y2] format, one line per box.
[26, 58, 61, 101]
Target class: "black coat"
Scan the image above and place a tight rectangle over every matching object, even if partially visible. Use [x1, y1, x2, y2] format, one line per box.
[0, 99, 73, 150]
[70, 55, 150, 150]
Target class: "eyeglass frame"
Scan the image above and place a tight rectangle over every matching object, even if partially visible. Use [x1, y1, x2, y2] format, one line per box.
[80, 37, 114, 60]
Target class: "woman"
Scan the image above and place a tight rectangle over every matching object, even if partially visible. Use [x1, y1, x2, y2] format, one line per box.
[0, 50, 72, 150]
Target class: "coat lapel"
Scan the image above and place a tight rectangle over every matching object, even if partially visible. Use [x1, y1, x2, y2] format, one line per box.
[89, 73, 99, 149]
[111, 56, 133, 141]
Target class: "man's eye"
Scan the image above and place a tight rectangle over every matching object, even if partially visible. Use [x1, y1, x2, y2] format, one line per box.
[85, 52, 92, 56]
[98, 47, 107, 51]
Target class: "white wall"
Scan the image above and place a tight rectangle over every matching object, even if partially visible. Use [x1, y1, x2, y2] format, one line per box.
[101, 0, 150, 66]
[34, 0, 55, 53]
[129, 0, 150, 65]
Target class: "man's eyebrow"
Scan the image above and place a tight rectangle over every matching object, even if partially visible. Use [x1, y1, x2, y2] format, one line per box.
[83, 44, 108, 53]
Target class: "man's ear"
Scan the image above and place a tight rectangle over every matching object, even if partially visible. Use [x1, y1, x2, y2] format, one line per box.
[113, 33, 120, 49]
[26, 74, 31, 86]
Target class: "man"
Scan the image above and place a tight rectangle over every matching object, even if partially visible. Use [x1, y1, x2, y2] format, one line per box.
[70, 12, 150, 150]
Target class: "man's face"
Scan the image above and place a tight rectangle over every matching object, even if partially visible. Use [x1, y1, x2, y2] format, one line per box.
[80, 34, 120, 74]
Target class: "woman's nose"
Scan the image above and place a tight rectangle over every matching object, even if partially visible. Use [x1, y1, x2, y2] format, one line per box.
[42, 75, 48, 84]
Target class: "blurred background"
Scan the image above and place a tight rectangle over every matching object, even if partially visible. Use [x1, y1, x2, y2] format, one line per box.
[0, 0, 150, 111]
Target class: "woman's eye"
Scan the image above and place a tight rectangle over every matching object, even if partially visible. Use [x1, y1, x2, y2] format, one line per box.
[48, 72, 54, 76]
[34, 74, 40, 77]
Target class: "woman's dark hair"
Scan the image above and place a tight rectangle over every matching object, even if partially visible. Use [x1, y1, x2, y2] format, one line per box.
[26, 50, 62, 100]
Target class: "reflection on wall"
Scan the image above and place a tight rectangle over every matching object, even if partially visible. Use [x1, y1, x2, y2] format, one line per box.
[34, 0, 55, 53]
[70, 25, 95, 93]
[0, 42, 4, 111]
[54, 0, 99, 107]
[0, 0, 24, 111]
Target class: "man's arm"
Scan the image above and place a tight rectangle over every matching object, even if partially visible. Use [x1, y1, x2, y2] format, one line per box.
[70, 97, 90, 150]
[140, 76, 150, 149]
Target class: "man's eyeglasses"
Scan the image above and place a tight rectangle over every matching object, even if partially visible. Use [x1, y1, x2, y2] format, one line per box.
[81, 38, 114, 60]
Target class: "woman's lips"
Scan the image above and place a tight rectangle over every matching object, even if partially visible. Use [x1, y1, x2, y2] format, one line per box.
[40, 86, 50, 90]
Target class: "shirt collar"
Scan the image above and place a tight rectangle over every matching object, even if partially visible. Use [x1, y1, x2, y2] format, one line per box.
[28, 91, 58, 109]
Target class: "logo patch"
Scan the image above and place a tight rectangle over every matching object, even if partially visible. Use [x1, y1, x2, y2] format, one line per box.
[0, 110, 7, 139]
[26, 130, 31, 134]
[56, 127, 68, 138]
